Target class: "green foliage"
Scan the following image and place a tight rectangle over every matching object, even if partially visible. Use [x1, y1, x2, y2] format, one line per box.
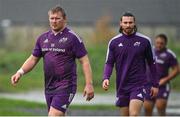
[87, 15, 116, 44]
[0, 50, 28, 73]
[166, 41, 180, 91]
[0, 50, 44, 92]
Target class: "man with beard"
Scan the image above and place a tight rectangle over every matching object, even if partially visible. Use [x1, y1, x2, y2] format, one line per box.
[144, 34, 179, 116]
[11, 6, 94, 116]
[102, 12, 159, 116]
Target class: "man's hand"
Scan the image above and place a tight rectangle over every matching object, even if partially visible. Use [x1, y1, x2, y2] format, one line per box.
[83, 83, 94, 101]
[102, 79, 109, 91]
[11, 72, 21, 86]
[150, 87, 159, 98]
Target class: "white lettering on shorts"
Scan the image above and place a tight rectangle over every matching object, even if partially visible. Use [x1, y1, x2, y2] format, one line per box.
[68, 93, 74, 102]
[61, 104, 67, 109]
[137, 93, 143, 98]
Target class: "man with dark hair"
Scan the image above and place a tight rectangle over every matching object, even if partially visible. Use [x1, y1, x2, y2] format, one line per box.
[102, 12, 159, 116]
[119, 12, 137, 33]
[11, 6, 94, 116]
[144, 34, 179, 116]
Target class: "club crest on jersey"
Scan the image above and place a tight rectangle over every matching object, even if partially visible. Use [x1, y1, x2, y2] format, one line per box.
[59, 37, 68, 43]
[118, 43, 123, 47]
[134, 42, 141, 46]
[44, 38, 49, 43]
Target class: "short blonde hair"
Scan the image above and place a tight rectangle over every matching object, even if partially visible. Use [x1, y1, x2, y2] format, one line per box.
[48, 6, 66, 19]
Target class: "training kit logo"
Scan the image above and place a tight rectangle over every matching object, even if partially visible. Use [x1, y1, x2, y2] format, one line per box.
[118, 43, 123, 47]
[134, 42, 141, 46]
[61, 104, 67, 109]
[137, 93, 143, 98]
[44, 38, 49, 43]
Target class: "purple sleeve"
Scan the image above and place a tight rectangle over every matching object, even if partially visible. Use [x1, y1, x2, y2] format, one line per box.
[103, 64, 113, 80]
[145, 41, 159, 88]
[73, 36, 87, 58]
[103, 41, 115, 80]
[105, 41, 115, 65]
[169, 53, 178, 67]
[32, 36, 42, 57]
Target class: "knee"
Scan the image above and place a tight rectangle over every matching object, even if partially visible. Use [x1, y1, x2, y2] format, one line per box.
[156, 101, 166, 116]
[144, 104, 153, 111]
[48, 107, 65, 116]
[156, 103, 166, 110]
[130, 111, 139, 116]
[143, 101, 154, 116]
[48, 111, 65, 116]
[144, 106, 153, 116]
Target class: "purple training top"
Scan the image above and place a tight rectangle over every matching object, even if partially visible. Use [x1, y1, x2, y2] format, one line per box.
[32, 27, 87, 94]
[103, 32, 159, 96]
[154, 47, 178, 81]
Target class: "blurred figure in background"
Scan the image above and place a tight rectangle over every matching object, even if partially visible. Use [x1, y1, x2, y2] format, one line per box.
[144, 34, 179, 116]
[102, 12, 159, 116]
[11, 6, 94, 116]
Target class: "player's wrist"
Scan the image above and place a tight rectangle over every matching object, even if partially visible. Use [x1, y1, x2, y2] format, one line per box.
[17, 68, 25, 76]
[86, 82, 93, 85]
[102, 77, 110, 82]
[85, 81, 93, 86]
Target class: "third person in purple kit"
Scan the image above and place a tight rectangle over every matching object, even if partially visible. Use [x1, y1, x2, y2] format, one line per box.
[102, 12, 159, 116]
[144, 34, 179, 116]
[11, 6, 94, 116]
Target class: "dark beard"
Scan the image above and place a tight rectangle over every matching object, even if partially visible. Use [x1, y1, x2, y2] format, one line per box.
[123, 28, 134, 35]
[119, 25, 137, 34]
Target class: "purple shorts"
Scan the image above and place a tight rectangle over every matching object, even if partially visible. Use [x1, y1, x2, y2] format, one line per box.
[116, 87, 145, 107]
[145, 83, 170, 101]
[45, 93, 75, 113]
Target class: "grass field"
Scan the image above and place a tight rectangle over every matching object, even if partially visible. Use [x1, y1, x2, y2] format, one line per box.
[0, 41, 180, 93]
[0, 98, 116, 116]
[0, 98, 46, 116]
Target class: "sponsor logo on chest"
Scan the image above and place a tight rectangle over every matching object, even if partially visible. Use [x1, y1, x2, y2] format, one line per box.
[156, 53, 167, 64]
[156, 58, 165, 64]
[42, 39, 66, 53]
[160, 53, 167, 58]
